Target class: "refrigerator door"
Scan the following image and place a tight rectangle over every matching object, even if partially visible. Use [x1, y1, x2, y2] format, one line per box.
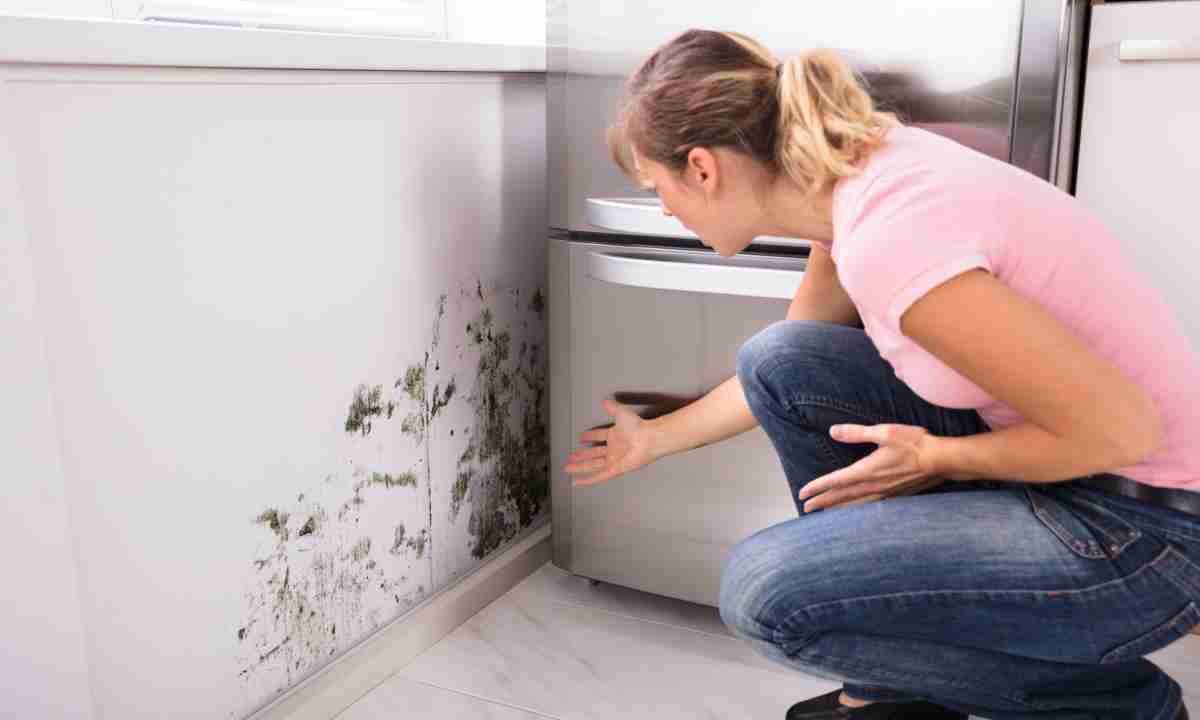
[549, 0, 1087, 236]
[550, 237, 805, 606]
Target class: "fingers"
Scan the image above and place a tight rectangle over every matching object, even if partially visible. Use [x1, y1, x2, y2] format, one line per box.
[578, 428, 609, 443]
[573, 470, 615, 487]
[563, 457, 607, 474]
[803, 479, 897, 512]
[567, 446, 607, 463]
[796, 452, 885, 502]
[824, 492, 887, 511]
[829, 423, 886, 445]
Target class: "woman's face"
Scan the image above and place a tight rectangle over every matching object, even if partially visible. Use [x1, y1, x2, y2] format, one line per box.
[634, 148, 758, 257]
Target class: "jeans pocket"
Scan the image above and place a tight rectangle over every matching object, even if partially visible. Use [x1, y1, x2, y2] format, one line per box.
[1099, 601, 1200, 663]
[1024, 485, 1143, 560]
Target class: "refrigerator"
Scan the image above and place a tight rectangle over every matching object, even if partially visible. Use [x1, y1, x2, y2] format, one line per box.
[547, 0, 1090, 607]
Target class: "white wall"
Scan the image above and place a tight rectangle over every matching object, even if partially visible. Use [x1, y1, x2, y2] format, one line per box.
[1, 64, 546, 719]
[1, 0, 111, 19]
[3, 0, 548, 46]
[447, 0, 545, 46]
[0, 85, 97, 720]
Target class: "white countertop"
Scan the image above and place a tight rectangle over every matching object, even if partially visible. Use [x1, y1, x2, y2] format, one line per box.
[0, 13, 546, 72]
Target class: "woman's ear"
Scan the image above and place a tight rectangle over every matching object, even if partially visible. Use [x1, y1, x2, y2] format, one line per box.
[685, 147, 718, 193]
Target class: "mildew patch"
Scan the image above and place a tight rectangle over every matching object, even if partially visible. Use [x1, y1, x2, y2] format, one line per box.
[256, 509, 290, 543]
[238, 490, 423, 698]
[451, 281, 550, 559]
[367, 471, 418, 489]
[388, 523, 430, 559]
[239, 281, 547, 708]
[344, 384, 394, 437]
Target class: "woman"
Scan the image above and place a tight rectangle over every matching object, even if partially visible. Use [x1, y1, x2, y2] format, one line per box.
[563, 30, 1200, 720]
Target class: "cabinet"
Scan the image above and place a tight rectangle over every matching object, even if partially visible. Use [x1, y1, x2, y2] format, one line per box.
[1075, 1, 1200, 348]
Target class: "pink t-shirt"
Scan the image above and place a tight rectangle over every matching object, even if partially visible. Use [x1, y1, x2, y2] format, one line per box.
[823, 125, 1200, 491]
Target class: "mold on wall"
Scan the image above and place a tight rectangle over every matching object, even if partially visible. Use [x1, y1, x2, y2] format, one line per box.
[236, 278, 549, 709]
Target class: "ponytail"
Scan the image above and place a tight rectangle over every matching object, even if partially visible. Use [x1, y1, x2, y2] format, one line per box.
[775, 50, 896, 193]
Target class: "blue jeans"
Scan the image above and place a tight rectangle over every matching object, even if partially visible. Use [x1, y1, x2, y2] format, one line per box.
[720, 320, 1200, 720]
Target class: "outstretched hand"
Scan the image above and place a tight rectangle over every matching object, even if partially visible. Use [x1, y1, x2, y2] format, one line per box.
[563, 399, 660, 487]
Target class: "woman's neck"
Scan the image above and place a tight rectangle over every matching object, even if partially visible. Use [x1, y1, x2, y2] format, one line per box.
[759, 177, 836, 246]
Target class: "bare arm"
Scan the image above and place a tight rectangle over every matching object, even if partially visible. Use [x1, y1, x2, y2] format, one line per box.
[647, 244, 859, 458]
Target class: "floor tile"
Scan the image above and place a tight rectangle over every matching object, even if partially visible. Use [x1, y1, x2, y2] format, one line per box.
[337, 675, 556, 720]
[512, 563, 733, 638]
[398, 587, 836, 720]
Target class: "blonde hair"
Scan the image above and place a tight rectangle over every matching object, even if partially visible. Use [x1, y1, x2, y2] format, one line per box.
[608, 29, 897, 195]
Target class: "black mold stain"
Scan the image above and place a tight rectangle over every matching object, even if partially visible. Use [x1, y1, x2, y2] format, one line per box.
[256, 509, 290, 543]
[453, 283, 550, 559]
[298, 516, 318, 537]
[239, 495, 417, 693]
[344, 384, 393, 437]
[388, 522, 430, 559]
[241, 282, 548, 704]
[389, 524, 407, 555]
[450, 468, 472, 519]
[367, 471, 418, 489]
[350, 538, 371, 563]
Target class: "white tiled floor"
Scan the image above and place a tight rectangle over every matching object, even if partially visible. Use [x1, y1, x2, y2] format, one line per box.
[338, 562, 1200, 720]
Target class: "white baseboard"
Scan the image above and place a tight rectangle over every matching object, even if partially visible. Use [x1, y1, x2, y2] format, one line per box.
[247, 522, 552, 720]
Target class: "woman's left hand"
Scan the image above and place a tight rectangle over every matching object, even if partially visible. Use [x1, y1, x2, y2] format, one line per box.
[797, 423, 946, 513]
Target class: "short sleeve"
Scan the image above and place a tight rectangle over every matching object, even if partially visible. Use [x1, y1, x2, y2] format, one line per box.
[832, 167, 995, 335]
[884, 253, 991, 329]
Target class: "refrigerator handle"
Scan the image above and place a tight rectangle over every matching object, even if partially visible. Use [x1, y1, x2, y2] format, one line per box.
[586, 251, 804, 301]
[1120, 39, 1200, 62]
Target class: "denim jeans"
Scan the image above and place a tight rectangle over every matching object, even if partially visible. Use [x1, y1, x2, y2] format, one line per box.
[720, 320, 1200, 720]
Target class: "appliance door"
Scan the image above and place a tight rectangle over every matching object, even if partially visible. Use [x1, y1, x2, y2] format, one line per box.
[1075, 1, 1200, 347]
[549, 0, 1088, 236]
[553, 237, 806, 606]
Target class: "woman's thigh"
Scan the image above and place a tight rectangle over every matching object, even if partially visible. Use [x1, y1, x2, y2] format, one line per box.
[719, 484, 1200, 667]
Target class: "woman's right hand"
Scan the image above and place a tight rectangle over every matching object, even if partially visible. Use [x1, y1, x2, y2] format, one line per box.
[563, 398, 660, 487]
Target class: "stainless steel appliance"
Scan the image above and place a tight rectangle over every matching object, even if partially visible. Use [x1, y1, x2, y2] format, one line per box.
[548, 0, 1090, 607]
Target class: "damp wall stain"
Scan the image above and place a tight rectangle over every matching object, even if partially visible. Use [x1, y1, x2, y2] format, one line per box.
[238, 280, 548, 707]
[454, 286, 550, 559]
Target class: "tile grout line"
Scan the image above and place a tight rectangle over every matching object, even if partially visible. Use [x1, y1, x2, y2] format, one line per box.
[403, 676, 567, 720]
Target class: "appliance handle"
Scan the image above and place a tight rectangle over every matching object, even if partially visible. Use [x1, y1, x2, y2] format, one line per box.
[1119, 39, 1200, 62]
[586, 251, 804, 300]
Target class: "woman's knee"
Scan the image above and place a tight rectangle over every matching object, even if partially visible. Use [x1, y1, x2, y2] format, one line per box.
[738, 320, 833, 400]
[719, 524, 810, 641]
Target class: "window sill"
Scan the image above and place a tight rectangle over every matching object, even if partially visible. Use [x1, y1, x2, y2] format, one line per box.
[0, 14, 545, 72]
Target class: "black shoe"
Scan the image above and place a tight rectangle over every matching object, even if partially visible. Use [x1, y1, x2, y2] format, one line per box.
[786, 689, 967, 720]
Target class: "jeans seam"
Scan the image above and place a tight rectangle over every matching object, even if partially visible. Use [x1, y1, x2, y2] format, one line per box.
[813, 435, 842, 470]
[785, 395, 892, 427]
[786, 395, 890, 470]
[777, 545, 1171, 630]
[1026, 488, 1108, 559]
[1150, 543, 1200, 601]
[778, 637, 1029, 705]
[1061, 491, 1145, 554]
